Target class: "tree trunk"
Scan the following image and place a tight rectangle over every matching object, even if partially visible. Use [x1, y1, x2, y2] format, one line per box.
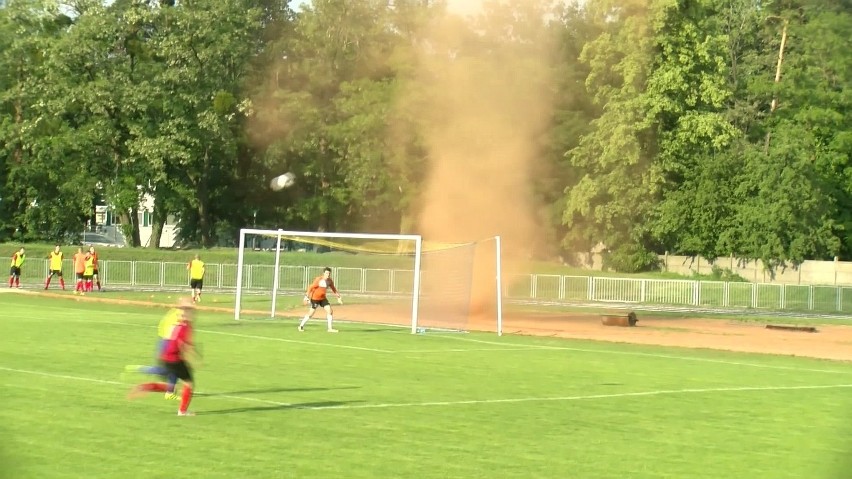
[148, 190, 167, 248]
[764, 19, 788, 154]
[13, 99, 22, 164]
[198, 148, 213, 247]
[118, 208, 142, 247]
[149, 211, 166, 249]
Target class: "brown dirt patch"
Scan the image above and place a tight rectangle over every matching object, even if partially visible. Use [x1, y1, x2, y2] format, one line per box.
[29, 291, 852, 362]
[335, 304, 852, 362]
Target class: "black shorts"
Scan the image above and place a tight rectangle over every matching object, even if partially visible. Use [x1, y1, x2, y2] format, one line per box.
[190, 279, 203, 289]
[163, 360, 192, 382]
[310, 298, 330, 309]
[92, 269, 99, 276]
[48, 269, 62, 277]
[9, 266, 21, 276]
[83, 274, 93, 281]
[76, 272, 85, 280]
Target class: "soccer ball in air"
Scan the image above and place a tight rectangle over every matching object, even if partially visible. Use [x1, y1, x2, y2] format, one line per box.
[270, 172, 296, 191]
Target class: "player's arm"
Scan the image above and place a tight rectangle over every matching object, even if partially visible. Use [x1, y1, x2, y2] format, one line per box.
[304, 278, 319, 303]
[177, 326, 201, 363]
[329, 280, 343, 303]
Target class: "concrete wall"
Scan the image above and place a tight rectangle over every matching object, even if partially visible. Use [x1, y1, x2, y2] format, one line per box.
[571, 252, 852, 286]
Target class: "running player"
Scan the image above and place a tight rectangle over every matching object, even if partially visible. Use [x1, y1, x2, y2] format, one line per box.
[128, 298, 199, 416]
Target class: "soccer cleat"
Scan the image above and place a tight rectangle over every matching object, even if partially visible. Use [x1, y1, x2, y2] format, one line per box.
[177, 410, 195, 416]
[327, 328, 339, 333]
[298, 325, 304, 332]
[165, 392, 178, 400]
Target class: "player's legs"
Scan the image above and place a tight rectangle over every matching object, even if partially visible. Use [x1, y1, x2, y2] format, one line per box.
[58, 271, 65, 290]
[84, 274, 93, 292]
[323, 304, 337, 332]
[44, 271, 52, 289]
[298, 303, 319, 331]
[93, 271, 101, 291]
[75, 273, 84, 294]
[195, 280, 203, 302]
[167, 361, 194, 415]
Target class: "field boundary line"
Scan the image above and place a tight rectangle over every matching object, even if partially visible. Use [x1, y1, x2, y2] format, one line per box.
[3, 365, 850, 412]
[306, 383, 852, 410]
[433, 335, 852, 375]
[0, 366, 293, 407]
[12, 309, 852, 373]
[11, 315, 393, 353]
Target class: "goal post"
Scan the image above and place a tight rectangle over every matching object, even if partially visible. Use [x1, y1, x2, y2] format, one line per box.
[233, 228, 502, 335]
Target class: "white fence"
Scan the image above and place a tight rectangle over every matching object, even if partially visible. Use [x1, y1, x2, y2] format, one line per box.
[23, 259, 852, 314]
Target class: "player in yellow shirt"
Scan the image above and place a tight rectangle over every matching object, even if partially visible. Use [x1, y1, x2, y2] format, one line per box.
[187, 254, 205, 303]
[8, 247, 25, 288]
[44, 245, 65, 290]
[124, 298, 190, 399]
[83, 252, 95, 292]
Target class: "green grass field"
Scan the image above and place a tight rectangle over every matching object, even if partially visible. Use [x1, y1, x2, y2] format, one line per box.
[2, 293, 851, 479]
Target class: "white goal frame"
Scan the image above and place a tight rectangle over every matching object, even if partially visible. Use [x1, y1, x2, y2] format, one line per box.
[234, 228, 503, 335]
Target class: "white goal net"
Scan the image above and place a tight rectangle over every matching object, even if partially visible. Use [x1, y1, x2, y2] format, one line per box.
[233, 229, 503, 335]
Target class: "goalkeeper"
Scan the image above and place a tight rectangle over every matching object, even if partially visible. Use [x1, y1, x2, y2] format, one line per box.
[124, 299, 191, 399]
[298, 267, 343, 333]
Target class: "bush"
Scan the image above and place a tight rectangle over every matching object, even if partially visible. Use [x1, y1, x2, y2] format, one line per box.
[602, 245, 661, 273]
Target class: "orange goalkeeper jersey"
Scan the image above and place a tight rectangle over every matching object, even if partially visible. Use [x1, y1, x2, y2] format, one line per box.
[306, 276, 338, 301]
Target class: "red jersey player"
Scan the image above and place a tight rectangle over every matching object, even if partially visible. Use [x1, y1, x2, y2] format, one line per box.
[128, 298, 199, 416]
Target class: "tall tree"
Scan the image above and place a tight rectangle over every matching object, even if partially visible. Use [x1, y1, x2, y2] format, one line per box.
[561, 0, 661, 271]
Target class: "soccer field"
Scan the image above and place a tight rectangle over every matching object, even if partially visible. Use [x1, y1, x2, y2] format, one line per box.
[1, 293, 851, 479]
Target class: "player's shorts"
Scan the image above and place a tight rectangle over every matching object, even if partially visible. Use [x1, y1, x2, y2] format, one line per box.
[92, 268, 99, 276]
[82, 274, 93, 281]
[163, 360, 192, 382]
[76, 272, 85, 280]
[310, 298, 330, 309]
[9, 266, 21, 276]
[48, 269, 62, 277]
[190, 279, 203, 290]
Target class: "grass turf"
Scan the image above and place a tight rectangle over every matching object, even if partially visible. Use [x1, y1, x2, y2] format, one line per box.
[1, 293, 851, 479]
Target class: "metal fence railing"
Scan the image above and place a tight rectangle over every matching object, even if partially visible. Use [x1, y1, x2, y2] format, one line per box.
[17, 259, 852, 315]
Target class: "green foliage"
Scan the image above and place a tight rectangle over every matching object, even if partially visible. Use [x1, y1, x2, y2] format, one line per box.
[601, 243, 662, 273]
[0, 0, 849, 270]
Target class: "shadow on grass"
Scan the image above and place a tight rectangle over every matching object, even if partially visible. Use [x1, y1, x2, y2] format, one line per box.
[200, 386, 360, 397]
[336, 326, 404, 333]
[198, 400, 363, 415]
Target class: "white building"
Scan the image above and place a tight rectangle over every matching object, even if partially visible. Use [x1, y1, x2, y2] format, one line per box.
[95, 193, 180, 248]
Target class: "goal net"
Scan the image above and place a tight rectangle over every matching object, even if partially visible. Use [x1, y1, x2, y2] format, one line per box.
[233, 229, 503, 334]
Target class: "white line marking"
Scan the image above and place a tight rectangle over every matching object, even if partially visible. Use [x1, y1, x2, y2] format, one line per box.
[11, 311, 852, 374]
[3, 365, 851, 413]
[0, 366, 124, 386]
[198, 330, 391, 353]
[305, 384, 852, 410]
[0, 366, 290, 407]
[435, 335, 852, 375]
[9, 316, 392, 353]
